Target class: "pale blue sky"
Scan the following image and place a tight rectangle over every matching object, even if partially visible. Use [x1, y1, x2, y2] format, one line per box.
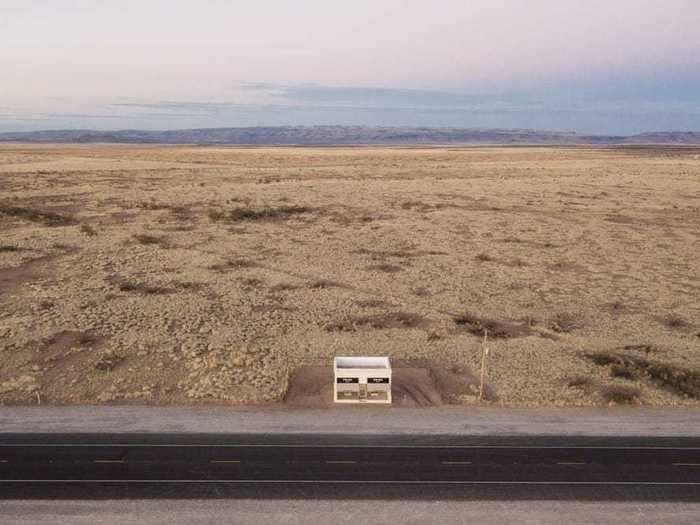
[2, 0, 699, 133]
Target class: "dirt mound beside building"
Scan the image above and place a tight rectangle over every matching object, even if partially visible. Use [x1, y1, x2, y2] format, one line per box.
[283, 359, 494, 408]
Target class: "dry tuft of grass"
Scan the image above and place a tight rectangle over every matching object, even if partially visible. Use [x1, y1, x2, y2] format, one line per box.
[0, 205, 76, 226]
[663, 314, 694, 331]
[605, 301, 627, 314]
[76, 331, 101, 346]
[399, 200, 451, 213]
[269, 282, 302, 292]
[133, 233, 169, 247]
[95, 350, 124, 372]
[309, 279, 344, 289]
[107, 274, 172, 295]
[355, 299, 392, 308]
[454, 312, 533, 338]
[566, 375, 594, 389]
[475, 252, 495, 262]
[177, 281, 205, 292]
[80, 224, 98, 237]
[209, 258, 260, 272]
[354, 247, 446, 259]
[620, 344, 658, 354]
[610, 364, 637, 380]
[585, 351, 620, 367]
[548, 312, 583, 333]
[239, 277, 265, 288]
[412, 287, 431, 297]
[133, 200, 173, 211]
[600, 384, 641, 404]
[365, 263, 404, 273]
[327, 311, 426, 332]
[0, 245, 25, 252]
[426, 330, 444, 342]
[208, 205, 312, 222]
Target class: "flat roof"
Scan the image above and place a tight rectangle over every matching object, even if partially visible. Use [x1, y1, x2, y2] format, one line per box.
[334, 356, 391, 369]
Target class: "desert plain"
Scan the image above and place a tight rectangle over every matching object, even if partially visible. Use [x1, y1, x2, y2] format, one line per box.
[0, 144, 698, 407]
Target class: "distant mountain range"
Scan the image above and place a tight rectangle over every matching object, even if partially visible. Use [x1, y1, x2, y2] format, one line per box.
[1, 127, 700, 145]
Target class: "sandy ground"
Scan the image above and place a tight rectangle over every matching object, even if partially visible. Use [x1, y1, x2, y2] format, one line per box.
[0, 144, 698, 407]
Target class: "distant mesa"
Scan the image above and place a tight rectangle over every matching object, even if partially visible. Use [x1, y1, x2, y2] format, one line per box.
[1, 127, 699, 145]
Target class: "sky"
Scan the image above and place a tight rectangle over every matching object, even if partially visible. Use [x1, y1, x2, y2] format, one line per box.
[2, 0, 700, 134]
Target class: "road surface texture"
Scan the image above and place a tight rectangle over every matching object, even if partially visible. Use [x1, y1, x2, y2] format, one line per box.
[1, 407, 698, 523]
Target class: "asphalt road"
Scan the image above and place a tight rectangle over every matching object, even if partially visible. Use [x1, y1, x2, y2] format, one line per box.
[1, 433, 699, 499]
[2, 410, 699, 523]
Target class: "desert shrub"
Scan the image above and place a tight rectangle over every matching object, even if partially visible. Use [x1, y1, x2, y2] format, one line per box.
[620, 344, 658, 354]
[95, 350, 124, 372]
[663, 314, 693, 330]
[177, 281, 205, 291]
[0, 205, 75, 226]
[584, 351, 621, 367]
[80, 224, 98, 236]
[77, 331, 101, 346]
[134, 200, 172, 210]
[610, 364, 637, 380]
[107, 274, 172, 295]
[567, 375, 593, 388]
[269, 282, 302, 292]
[208, 205, 312, 222]
[454, 312, 533, 338]
[0, 245, 24, 252]
[426, 331, 444, 342]
[327, 311, 425, 331]
[509, 258, 528, 267]
[643, 361, 700, 398]
[475, 253, 494, 262]
[355, 299, 391, 308]
[209, 258, 260, 272]
[239, 277, 264, 288]
[365, 264, 404, 273]
[309, 279, 344, 289]
[606, 301, 626, 313]
[600, 384, 640, 404]
[412, 287, 431, 297]
[133, 233, 169, 247]
[548, 312, 583, 333]
[586, 351, 700, 399]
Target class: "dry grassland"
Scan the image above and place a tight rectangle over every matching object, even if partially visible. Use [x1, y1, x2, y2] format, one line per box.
[0, 144, 698, 407]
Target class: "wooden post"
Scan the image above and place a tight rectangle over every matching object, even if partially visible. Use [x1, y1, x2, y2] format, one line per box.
[479, 328, 489, 401]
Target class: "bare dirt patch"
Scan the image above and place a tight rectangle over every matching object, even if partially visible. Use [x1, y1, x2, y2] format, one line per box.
[0, 254, 55, 295]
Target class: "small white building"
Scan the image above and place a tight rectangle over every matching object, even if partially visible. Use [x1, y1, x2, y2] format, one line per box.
[334, 356, 392, 404]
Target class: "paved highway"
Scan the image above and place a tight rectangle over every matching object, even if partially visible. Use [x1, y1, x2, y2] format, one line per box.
[1, 433, 699, 497]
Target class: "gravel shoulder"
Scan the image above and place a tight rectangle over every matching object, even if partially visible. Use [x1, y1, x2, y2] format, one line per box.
[1, 406, 699, 436]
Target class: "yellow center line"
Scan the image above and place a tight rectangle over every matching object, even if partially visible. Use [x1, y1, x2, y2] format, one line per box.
[673, 462, 700, 467]
[209, 460, 241, 464]
[93, 460, 126, 464]
[441, 461, 472, 465]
